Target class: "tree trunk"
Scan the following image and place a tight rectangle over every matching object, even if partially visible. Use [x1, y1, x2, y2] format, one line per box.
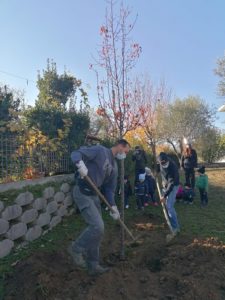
[167, 139, 182, 167]
[150, 142, 157, 172]
[120, 158, 125, 260]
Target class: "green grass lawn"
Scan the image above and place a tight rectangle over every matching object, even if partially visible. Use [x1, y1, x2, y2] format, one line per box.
[0, 168, 225, 299]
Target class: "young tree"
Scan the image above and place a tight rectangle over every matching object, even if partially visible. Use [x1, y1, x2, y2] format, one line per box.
[92, 0, 142, 258]
[135, 77, 170, 170]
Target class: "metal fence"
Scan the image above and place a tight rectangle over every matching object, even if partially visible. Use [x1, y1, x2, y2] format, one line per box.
[0, 135, 73, 183]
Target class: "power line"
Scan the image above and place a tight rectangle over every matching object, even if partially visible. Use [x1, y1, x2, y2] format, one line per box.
[0, 69, 36, 85]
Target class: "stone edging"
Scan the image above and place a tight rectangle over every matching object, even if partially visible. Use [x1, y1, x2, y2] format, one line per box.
[0, 182, 75, 258]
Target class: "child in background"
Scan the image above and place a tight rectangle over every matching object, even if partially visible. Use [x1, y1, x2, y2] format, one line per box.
[145, 167, 158, 206]
[196, 166, 208, 207]
[183, 183, 195, 204]
[124, 175, 132, 209]
[135, 173, 148, 210]
[176, 182, 184, 202]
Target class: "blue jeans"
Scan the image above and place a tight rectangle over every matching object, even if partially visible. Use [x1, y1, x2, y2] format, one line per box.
[72, 186, 104, 268]
[166, 186, 180, 231]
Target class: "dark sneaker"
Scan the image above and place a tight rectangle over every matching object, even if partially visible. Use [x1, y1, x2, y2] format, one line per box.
[88, 264, 110, 276]
[67, 245, 87, 269]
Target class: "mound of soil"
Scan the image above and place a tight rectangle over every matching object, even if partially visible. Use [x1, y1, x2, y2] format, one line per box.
[4, 213, 225, 300]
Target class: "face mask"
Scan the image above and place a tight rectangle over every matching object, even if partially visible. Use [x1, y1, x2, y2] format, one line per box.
[161, 161, 169, 168]
[116, 152, 126, 160]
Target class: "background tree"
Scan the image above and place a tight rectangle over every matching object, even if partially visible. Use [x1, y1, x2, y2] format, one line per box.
[215, 53, 225, 97]
[0, 85, 24, 134]
[37, 59, 88, 109]
[125, 127, 148, 151]
[195, 127, 225, 163]
[92, 0, 142, 258]
[26, 59, 90, 145]
[160, 96, 216, 163]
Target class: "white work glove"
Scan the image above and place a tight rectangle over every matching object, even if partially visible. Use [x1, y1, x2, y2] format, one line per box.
[76, 160, 88, 178]
[110, 205, 120, 220]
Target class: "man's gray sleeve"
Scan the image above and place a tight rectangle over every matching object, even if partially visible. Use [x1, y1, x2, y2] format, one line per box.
[102, 174, 117, 206]
[71, 146, 99, 164]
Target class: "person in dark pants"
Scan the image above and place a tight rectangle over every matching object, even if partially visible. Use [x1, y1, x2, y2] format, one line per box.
[183, 183, 195, 204]
[134, 173, 148, 210]
[195, 166, 208, 207]
[132, 146, 147, 183]
[69, 139, 130, 276]
[124, 175, 132, 209]
[145, 167, 158, 206]
[181, 143, 198, 189]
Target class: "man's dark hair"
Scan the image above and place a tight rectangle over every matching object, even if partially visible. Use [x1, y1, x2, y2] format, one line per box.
[115, 139, 130, 147]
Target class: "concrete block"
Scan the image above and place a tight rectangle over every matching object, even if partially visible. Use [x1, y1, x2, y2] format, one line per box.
[0, 239, 14, 258]
[15, 191, 34, 206]
[0, 219, 9, 235]
[54, 191, 65, 203]
[50, 216, 62, 229]
[57, 205, 68, 217]
[20, 209, 38, 224]
[1, 205, 22, 221]
[0, 201, 4, 212]
[33, 198, 47, 211]
[60, 183, 70, 193]
[64, 195, 73, 207]
[43, 187, 55, 199]
[6, 223, 27, 240]
[25, 225, 42, 242]
[36, 212, 51, 227]
[46, 201, 58, 215]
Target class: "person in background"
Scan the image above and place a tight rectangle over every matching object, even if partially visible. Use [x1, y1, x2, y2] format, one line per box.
[181, 142, 198, 189]
[157, 152, 180, 242]
[183, 183, 195, 204]
[124, 175, 132, 209]
[145, 167, 158, 206]
[132, 146, 147, 183]
[195, 166, 208, 207]
[134, 173, 148, 210]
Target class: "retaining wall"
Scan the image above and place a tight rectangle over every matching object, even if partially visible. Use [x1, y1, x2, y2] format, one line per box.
[0, 181, 75, 258]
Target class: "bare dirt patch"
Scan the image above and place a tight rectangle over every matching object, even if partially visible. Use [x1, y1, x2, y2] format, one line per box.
[4, 213, 225, 300]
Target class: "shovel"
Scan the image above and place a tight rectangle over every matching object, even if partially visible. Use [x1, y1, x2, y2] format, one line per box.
[84, 175, 140, 244]
[155, 178, 174, 234]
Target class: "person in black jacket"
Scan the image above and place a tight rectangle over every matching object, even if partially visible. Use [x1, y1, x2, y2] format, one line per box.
[181, 143, 198, 189]
[158, 152, 180, 241]
[124, 175, 132, 209]
[132, 146, 147, 183]
[145, 167, 158, 206]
